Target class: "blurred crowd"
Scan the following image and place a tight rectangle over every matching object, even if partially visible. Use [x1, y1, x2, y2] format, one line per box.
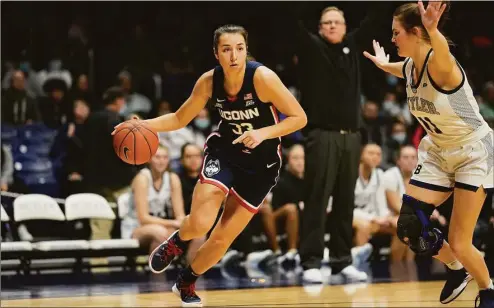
[1, 1, 494, 275]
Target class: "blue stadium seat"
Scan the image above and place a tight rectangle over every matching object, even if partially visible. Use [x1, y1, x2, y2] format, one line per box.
[1, 124, 18, 148]
[14, 158, 53, 173]
[17, 124, 57, 146]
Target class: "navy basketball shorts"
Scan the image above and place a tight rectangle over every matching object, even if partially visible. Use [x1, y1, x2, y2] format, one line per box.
[199, 153, 281, 213]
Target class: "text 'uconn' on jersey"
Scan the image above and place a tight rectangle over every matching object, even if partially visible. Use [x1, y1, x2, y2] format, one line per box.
[207, 61, 281, 170]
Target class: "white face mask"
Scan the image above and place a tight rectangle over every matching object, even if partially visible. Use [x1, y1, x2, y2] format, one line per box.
[392, 132, 407, 144]
[194, 118, 210, 130]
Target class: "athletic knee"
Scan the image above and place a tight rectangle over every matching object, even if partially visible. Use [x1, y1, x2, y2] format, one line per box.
[187, 214, 215, 236]
[284, 203, 299, 220]
[448, 232, 472, 256]
[353, 218, 371, 232]
[133, 224, 169, 244]
[259, 202, 273, 215]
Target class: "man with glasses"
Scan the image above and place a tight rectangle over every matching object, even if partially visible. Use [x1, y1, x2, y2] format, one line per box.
[290, 4, 396, 283]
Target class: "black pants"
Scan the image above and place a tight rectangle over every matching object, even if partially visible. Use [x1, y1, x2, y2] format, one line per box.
[300, 129, 361, 273]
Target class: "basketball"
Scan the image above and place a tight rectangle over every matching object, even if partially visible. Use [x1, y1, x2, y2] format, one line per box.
[113, 120, 159, 165]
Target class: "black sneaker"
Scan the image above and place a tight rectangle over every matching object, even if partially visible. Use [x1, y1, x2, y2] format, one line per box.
[476, 289, 494, 308]
[440, 268, 473, 304]
[148, 230, 184, 273]
[172, 280, 202, 307]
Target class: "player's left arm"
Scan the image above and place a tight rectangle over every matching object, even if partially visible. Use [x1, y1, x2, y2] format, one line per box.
[233, 67, 307, 149]
[419, 1, 462, 89]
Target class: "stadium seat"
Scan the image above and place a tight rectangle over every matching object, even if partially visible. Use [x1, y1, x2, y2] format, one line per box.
[65, 193, 139, 250]
[17, 124, 57, 145]
[14, 158, 52, 173]
[1, 193, 147, 274]
[89, 239, 139, 250]
[65, 193, 116, 221]
[13, 194, 65, 222]
[1, 204, 10, 222]
[1, 241, 33, 252]
[33, 240, 90, 251]
[1, 124, 18, 147]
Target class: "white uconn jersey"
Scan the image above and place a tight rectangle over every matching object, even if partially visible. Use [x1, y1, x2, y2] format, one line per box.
[138, 169, 173, 218]
[403, 49, 491, 147]
[354, 168, 388, 220]
[120, 169, 173, 238]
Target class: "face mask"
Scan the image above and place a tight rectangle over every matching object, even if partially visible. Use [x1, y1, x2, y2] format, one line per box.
[194, 118, 210, 130]
[392, 132, 407, 144]
[19, 62, 31, 73]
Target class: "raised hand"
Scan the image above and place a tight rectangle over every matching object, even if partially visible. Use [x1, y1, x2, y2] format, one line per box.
[418, 0, 447, 32]
[363, 40, 390, 69]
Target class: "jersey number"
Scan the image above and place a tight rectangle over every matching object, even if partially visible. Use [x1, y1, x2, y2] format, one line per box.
[230, 123, 254, 135]
[417, 117, 443, 134]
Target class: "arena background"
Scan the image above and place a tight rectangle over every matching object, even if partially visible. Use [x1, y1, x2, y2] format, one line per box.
[1, 1, 494, 307]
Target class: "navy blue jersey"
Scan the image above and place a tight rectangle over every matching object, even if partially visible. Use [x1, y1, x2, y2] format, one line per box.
[206, 61, 281, 172]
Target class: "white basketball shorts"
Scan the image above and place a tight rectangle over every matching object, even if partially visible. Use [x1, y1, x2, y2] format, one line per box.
[410, 130, 493, 193]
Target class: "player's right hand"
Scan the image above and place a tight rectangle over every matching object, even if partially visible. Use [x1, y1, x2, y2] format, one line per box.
[111, 116, 140, 135]
[363, 40, 390, 69]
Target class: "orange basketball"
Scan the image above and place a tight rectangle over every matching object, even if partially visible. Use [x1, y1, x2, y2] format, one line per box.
[113, 120, 159, 165]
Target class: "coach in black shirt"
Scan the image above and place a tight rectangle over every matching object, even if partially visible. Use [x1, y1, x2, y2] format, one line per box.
[292, 4, 394, 282]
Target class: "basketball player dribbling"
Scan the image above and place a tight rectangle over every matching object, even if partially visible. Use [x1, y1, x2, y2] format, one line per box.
[114, 24, 307, 307]
[364, 1, 494, 307]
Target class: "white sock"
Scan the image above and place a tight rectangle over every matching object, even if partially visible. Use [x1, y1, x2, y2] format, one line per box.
[481, 280, 494, 290]
[446, 260, 464, 271]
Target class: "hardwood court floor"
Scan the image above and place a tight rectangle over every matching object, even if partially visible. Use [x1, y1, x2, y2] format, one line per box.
[2, 280, 479, 307]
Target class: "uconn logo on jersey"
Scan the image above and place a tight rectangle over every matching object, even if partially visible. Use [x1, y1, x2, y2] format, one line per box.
[218, 107, 260, 121]
[204, 159, 221, 177]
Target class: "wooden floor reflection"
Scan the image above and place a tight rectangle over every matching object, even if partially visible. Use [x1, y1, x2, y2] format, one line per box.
[3, 280, 478, 307]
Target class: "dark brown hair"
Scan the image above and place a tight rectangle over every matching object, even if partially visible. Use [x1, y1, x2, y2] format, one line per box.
[213, 24, 248, 54]
[393, 1, 451, 44]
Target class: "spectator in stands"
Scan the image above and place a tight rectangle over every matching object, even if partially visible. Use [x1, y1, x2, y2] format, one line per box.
[64, 99, 91, 195]
[381, 92, 412, 126]
[2, 59, 43, 98]
[382, 145, 418, 261]
[189, 108, 212, 140]
[151, 99, 173, 118]
[39, 77, 72, 129]
[1, 144, 14, 192]
[118, 70, 152, 118]
[178, 143, 203, 215]
[360, 101, 385, 146]
[352, 144, 396, 262]
[51, 99, 91, 197]
[158, 109, 206, 172]
[258, 144, 304, 265]
[70, 74, 95, 109]
[121, 145, 203, 262]
[1, 70, 40, 125]
[82, 86, 138, 240]
[382, 121, 409, 169]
